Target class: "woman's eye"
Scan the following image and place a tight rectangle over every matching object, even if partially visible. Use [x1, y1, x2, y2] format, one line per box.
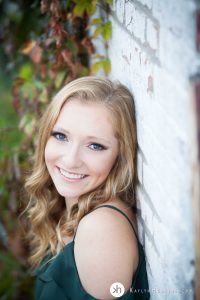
[89, 143, 106, 151]
[51, 131, 67, 141]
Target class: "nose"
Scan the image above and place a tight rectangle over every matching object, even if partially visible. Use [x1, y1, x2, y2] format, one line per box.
[60, 143, 83, 170]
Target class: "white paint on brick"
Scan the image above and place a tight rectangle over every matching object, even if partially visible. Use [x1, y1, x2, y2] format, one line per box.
[152, 0, 198, 79]
[140, 0, 152, 10]
[113, 0, 125, 23]
[137, 151, 143, 184]
[146, 17, 158, 50]
[124, 2, 146, 43]
[94, 0, 198, 298]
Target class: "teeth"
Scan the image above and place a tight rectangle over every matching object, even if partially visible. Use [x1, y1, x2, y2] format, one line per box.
[59, 168, 86, 179]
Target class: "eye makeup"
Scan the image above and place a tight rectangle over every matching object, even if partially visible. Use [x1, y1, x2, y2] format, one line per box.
[51, 131, 68, 141]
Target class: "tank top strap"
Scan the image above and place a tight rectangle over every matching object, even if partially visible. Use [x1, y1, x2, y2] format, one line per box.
[73, 204, 139, 242]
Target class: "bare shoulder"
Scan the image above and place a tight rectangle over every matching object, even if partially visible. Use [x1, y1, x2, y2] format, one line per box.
[74, 202, 139, 300]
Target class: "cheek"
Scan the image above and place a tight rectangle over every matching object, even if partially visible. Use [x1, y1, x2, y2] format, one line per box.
[92, 153, 118, 178]
[44, 140, 56, 166]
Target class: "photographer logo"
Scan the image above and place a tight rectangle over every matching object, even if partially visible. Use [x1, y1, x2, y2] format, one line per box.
[110, 282, 125, 297]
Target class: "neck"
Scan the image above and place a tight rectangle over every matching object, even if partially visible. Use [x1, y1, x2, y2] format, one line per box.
[65, 197, 78, 213]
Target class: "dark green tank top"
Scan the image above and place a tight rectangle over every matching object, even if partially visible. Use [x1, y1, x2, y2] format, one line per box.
[35, 205, 150, 299]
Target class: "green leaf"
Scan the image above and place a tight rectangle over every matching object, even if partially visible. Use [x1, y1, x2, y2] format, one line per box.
[19, 63, 33, 80]
[106, 0, 113, 5]
[94, 54, 105, 59]
[92, 26, 103, 39]
[91, 61, 103, 74]
[38, 88, 48, 103]
[19, 113, 36, 135]
[102, 21, 112, 41]
[89, 18, 103, 26]
[73, 6, 84, 16]
[55, 71, 66, 89]
[73, 2, 86, 16]
[20, 81, 35, 99]
[91, 57, 111, 75]
[102, 59, 111, 75]
[91, 21, 112, 41]
[74, 0, 97, 17]
[86, 0, 97, 16]
[79, 66, 90, 77]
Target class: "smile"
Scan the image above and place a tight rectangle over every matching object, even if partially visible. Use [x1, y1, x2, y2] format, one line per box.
[58, 167, 88, 180]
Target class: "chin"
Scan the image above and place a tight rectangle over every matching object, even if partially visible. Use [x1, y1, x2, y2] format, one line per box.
[56, 188, 80, 199]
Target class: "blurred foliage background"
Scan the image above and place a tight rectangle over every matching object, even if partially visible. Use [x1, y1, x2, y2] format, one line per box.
[0, 0, 112, 299]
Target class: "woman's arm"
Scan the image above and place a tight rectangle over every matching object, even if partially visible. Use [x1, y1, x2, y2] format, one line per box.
[74, 207, 139, 300]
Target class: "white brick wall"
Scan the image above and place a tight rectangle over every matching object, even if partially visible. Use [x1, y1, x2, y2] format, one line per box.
[95, 0, 199, 299]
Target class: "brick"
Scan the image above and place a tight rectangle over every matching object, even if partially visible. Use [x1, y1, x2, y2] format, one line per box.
[145, 239, 167, 295]
[114, 0, 125, 24]
[158, 26, 197, 80]
[139, 0, 153, 10]
[137, 96, 190, 174]
[137, 118, 185, 201]
[124, 3, 146, 43]
[146, 18, 159, 50]
[137, 187, 154, 232]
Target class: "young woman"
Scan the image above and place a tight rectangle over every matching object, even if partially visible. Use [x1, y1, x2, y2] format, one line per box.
[25, 76, 150, 299]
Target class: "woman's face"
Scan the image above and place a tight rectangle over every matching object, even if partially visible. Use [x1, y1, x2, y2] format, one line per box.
[45, 99, 119, 208]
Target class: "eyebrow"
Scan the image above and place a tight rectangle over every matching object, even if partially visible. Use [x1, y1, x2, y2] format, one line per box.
[52, 126, 112, 145]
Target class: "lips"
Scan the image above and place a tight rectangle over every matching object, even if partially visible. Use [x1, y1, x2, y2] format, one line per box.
[58, 167, 88, 180]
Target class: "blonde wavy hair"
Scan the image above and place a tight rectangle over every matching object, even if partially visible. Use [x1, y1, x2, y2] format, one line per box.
[24, 76, 138, 270]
